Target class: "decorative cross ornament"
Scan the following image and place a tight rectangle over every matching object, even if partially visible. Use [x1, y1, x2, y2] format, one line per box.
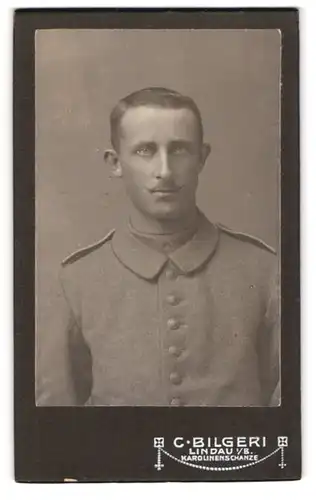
[154, 437, 164, 448]
[277, 436, 288, 469]
[153, 438, 165, 471]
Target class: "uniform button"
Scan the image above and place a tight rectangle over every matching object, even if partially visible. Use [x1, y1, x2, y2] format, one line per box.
[170, 397, 182, 406]
[165, 268, 178, 280]
[170, 372, 182, 385]
[166, 294, 179, 306]
[167, 318, 180, 330]
[168, 345, 182, 357]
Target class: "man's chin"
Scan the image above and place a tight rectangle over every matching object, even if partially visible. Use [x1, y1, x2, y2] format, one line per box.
[148, 205, 186, 221]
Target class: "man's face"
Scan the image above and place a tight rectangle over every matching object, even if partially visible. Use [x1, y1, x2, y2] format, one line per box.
[114, 106, 210, 221]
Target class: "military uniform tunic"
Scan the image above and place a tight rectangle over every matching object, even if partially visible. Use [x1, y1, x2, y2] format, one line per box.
[36, 212, 280, 407]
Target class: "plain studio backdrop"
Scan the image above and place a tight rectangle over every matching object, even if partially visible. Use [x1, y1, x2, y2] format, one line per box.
[35, 29, 281, 357]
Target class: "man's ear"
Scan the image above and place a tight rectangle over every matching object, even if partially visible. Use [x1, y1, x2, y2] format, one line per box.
[104, 149, 122, 178]
[199, 143, 211, 172]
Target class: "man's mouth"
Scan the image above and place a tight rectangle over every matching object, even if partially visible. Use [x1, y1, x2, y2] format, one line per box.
[150, 187, 181, 193]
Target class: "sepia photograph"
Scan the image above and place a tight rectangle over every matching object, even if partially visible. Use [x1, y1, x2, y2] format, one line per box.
[14, 9, 300, 482]
[35, 29, 281, 408]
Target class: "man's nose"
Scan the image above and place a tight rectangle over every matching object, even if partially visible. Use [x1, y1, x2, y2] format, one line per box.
[155, 149, 172, 179]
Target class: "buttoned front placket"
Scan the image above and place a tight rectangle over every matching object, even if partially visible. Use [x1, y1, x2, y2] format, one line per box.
[110, 213, 220, 405]
[158, 260, 189, 406]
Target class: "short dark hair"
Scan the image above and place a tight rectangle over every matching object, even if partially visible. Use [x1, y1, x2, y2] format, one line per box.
[110, 87, 204, 150]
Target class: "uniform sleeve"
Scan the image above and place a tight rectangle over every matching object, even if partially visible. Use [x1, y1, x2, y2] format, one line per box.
[257, 259, 281, 406]
[35, 266, 92, 406]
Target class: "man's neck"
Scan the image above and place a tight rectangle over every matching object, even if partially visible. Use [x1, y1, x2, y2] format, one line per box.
[129, 206, 199, 235]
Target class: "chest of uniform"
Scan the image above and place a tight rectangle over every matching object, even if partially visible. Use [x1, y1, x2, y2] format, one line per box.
[79, 259, 262, 363]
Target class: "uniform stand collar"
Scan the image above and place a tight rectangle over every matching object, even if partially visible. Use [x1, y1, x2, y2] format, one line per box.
[128, 218, 198, 255]
[111, 211, 219, 280]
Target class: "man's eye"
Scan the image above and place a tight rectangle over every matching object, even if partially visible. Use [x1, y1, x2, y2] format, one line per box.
[135, 146, 154, 156]
[171, 145, 190, 155]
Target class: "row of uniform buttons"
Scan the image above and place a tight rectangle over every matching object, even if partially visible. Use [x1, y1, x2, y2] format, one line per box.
[166, 296, 183, 360]
[165, 265, 184, 406]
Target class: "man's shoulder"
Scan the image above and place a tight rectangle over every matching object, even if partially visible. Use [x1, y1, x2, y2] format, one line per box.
[214, 222, 278, 290]
[216, 222, 277, 256]
[61, 229, 115, 268]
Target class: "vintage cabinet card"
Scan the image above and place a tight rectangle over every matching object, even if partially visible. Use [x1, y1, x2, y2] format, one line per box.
[14, 8, 300, 482]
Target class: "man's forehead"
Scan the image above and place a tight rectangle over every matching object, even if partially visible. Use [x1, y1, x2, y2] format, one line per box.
[119, 105, 200, 141]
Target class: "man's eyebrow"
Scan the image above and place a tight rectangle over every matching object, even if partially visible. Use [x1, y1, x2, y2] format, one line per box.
[132, 140, 157, 149]
[168, 140, 196, 149]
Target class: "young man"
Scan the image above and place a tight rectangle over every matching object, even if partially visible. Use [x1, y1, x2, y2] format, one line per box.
[36, 87, 280, 407]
